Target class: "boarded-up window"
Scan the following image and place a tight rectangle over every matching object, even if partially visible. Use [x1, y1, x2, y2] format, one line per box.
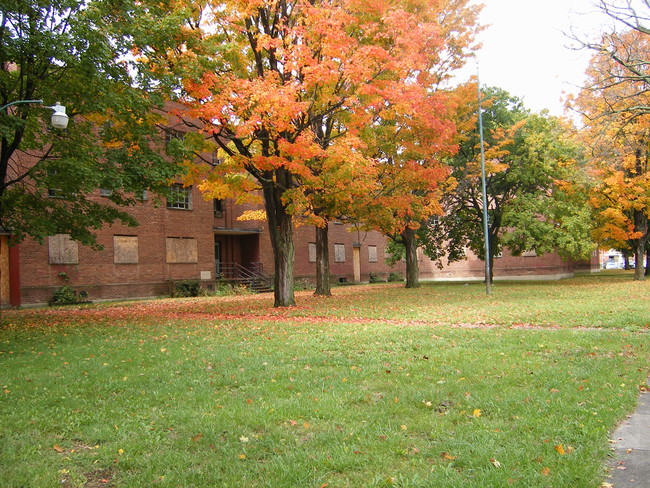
[166, 237, 198, 263]
[114, 236, 138, 264]
[49, 234, 79, 264]
[334, 243, 345, 263]
[368, 245, 378, 263]
[308, 242, 317, 263]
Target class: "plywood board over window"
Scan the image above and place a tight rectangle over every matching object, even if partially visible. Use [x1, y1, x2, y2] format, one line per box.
[334, 243, 345, 263]
[48, 234, 79, 264]
[308, 242, 317, 263]
[114, 236, 139, 264]
[166, 237, 198, 264]
[368, 245, 378, 263]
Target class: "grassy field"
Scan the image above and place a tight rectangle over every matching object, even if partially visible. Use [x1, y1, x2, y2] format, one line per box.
[1, 271, 648, 487]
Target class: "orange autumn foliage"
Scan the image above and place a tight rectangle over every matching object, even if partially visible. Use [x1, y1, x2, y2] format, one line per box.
[137, 0, 481, 303]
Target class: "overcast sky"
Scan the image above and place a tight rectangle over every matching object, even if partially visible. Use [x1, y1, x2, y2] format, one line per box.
[462, 0, 614, 116]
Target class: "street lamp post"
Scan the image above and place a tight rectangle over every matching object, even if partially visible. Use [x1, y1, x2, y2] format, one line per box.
[477, 66, 491, 295]
[0, 99, 69, 129]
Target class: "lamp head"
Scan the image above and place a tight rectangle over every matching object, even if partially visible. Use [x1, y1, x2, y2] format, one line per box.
[49, 102, 69, 129]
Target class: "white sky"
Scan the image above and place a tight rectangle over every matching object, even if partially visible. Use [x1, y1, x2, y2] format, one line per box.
[462, 0, 614, 116]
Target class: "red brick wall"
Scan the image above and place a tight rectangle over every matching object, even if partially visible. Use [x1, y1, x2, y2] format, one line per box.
[419, 247, 575, 281]
[19, 185, 218, 305]
[293, 223, 406, 283]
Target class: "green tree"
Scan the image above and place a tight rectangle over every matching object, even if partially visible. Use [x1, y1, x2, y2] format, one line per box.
[0, 0, 182, 247]
[422, 87, 593, 282]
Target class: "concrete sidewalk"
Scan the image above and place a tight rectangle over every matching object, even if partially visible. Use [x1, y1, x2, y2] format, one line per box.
[606, 387, 650, 487]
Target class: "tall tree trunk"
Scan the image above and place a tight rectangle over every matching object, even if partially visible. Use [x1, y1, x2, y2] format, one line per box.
[314, 224, 331, 296]
[402, 227, 420, 288]
[262, 178, 296, 307]
[633, 209, 648, 281]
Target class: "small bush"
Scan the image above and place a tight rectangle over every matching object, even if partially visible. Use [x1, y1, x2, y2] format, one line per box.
[232, 284, 255, 295]
[170, 280, 201, 298]
[293, 278, 315, 291]
[210, 283, 255, 296]
[387, 272, 403, 282]
[50, 286, 80, 306]
[369, 273, 385, 283]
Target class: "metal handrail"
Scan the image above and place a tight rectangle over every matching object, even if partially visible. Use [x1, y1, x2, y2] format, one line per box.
[217, 262, 272, 290]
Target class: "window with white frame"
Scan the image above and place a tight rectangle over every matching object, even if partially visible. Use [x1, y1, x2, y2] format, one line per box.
[167, 184, 192, 210]
[164, 129, 184, 146]
[47, 168, 63, 198]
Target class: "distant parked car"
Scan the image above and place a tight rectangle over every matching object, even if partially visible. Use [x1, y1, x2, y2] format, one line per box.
[605, 261, 621, 269]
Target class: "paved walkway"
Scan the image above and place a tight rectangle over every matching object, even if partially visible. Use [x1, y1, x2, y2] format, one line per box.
[607, 386, 650, 487]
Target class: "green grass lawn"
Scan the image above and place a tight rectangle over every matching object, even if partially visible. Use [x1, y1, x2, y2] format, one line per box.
[1, 272, 648, 487]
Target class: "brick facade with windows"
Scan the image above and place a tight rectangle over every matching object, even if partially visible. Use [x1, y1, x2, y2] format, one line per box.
[3, 184, 598, 307]
[0, 108, 598, 308]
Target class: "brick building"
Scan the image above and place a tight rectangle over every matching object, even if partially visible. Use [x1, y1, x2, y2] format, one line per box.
[0, 186, 411, 307]
[0, 110, 598, 308]
[0, 184, 598, 308]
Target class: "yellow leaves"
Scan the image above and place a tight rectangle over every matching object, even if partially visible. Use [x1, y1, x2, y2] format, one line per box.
[102, 140, 124, 150]
[191, 433, 203, 442]
[472, 409, 482, 418]
[440, 452, 456, 460]
[554, 444, 575, 455]
[237, 210, 266, 222]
